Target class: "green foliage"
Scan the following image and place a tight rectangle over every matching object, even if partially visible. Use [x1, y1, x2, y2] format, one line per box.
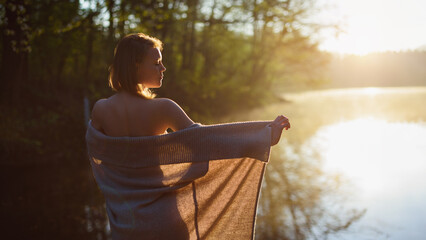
[2, 0, 330, 114]
[0, 89, 86, 166]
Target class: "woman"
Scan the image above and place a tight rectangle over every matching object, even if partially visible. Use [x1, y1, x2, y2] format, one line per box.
[87, 33, 290, 240]
[90, 33, 289, 142]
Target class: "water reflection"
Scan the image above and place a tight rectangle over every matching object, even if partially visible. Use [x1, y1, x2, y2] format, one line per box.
[303, 118, 426, 239]
[84, 204, 110, 240]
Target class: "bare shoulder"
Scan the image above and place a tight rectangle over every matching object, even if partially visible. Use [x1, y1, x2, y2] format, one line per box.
[154, 97, 180, 109]
[92, 98, 108, 116]
[154, 98, 188, 116]
[154, 98, 195, 131]
[91, 98, 108, 131]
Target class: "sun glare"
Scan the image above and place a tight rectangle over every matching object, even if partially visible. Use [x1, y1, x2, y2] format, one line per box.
[317, 0, 426, 55]
[361, 87, 382, 96]
[304, 118, 426, 196]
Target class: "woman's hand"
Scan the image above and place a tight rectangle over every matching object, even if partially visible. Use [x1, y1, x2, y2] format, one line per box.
[269, 115, 290, 146]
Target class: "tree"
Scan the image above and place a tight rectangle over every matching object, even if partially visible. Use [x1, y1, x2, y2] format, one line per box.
[0, 0, 31, 103]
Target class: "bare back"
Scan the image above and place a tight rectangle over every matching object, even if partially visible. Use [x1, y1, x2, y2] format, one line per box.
[91, 92, 194, 137]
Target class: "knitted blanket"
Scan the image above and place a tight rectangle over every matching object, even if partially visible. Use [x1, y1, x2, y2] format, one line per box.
[86, 120, 272, 240]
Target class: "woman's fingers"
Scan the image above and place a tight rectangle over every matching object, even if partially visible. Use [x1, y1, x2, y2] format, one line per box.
[269, 115, 291, 146]
[274, 115, 289, 125]
[276, 115, 290, 129]
[284, 122, 290, 130]
[271, 119, 290, 130]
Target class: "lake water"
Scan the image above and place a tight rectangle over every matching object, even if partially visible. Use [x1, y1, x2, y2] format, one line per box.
[286, 87, 426, 240]
[230, 86, 426, 240]
[304, 118, 426, 239]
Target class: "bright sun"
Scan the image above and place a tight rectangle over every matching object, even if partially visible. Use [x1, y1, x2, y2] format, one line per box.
[316, 0, 426, 55]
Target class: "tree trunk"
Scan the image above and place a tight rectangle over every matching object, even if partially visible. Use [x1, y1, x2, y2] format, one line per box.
[106, 0, 115, 63]
[117, 1, 126, 38]
[181, 0, 198, 70]
[0, 0, 29, 104]
[83, 12, 96, 92]
[200, 0, 216, 78]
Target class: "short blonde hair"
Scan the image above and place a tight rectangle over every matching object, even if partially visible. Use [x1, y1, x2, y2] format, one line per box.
[109, 33, 163, 99]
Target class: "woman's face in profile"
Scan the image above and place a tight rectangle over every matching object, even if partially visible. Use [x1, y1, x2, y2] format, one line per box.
[137, 47, 166, 88]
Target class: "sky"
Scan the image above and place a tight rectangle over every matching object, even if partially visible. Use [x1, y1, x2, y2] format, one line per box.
[315, 0, 426, 55]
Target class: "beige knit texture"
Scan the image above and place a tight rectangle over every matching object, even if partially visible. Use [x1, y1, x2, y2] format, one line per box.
[86, 120, 272, 240]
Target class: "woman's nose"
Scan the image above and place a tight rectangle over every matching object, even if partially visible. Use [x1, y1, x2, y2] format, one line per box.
[161, 64, 166, 72]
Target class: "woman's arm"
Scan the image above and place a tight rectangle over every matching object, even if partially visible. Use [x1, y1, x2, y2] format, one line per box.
[157, 98, 290, 145]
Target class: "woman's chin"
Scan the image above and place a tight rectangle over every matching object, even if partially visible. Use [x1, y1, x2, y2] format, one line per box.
[153, 82, 162, 88]
[157, 79, 163, 88]
[141, 82, 162, 89]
